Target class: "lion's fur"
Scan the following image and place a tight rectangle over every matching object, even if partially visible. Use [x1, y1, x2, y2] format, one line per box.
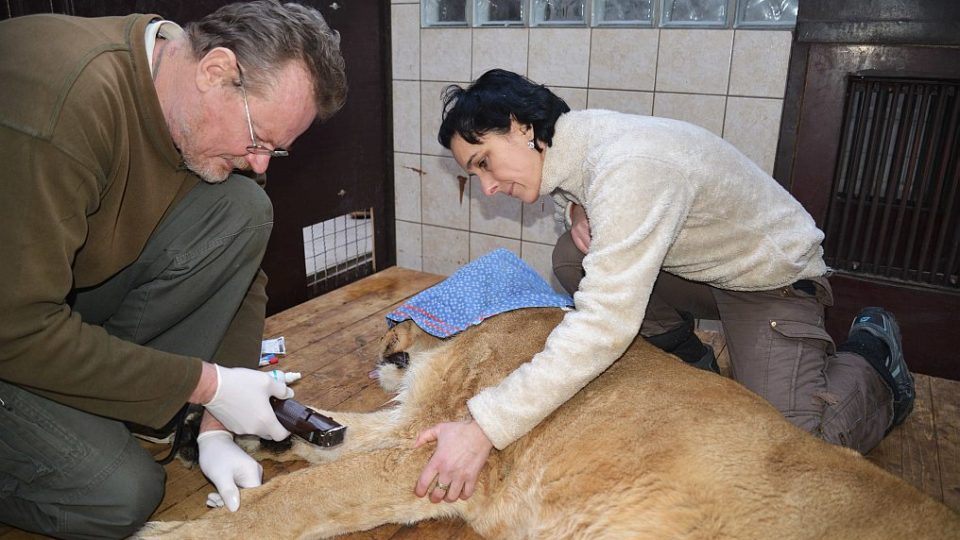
[139, 308, 960, 539]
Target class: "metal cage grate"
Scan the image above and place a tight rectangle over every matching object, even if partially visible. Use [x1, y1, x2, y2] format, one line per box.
[823, 76, 960, 290]
[303, 209, 375, 296]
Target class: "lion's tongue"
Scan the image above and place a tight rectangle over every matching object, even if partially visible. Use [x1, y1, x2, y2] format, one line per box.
[368, 369, 379, 379]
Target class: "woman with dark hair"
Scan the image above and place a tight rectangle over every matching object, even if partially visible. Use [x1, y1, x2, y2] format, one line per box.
[412, 69, 915, 506]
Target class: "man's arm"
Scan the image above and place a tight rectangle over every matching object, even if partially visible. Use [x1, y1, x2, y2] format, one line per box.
[0, 131, 204, 428]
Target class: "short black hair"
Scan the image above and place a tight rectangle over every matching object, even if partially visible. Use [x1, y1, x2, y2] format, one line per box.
[437, 69, 570, 152]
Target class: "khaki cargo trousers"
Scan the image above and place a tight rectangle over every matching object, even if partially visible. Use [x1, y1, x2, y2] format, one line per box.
[553, 231, 893, 454]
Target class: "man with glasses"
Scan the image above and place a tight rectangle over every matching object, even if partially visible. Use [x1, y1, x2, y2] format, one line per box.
[0, 1, 346, 537]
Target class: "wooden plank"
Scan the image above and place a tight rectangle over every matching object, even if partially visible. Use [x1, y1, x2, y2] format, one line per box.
[264, 268, 443, 342]
[262, 268, 441, 362]
[277, 312, 406, 409]
[265, 267, 430, 327]
[336, 524, 404, 540]
[151, 486, 213, 522]
[293, 345, 386, 410]
[867, 374, 943, 503]
[931, 376, 960, 512]
[266, 294, 397, 359]
[865, 404, 903, 475]
[265, 279, 443, 381]
[867, 376, 928, 480]
[893, 373, 943, 502]
[276, 310, 396, 376]
[153, 461, 209, 516]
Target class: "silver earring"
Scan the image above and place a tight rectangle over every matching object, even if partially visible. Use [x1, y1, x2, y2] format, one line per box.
[528, 140, 536, 149]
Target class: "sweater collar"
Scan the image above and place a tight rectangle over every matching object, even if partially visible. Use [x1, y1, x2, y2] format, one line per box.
[540, 110, 592, 197]
[127, 14, 184, 171]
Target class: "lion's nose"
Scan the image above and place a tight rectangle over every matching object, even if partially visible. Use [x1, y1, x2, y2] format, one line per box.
[382, 351, 410, 369]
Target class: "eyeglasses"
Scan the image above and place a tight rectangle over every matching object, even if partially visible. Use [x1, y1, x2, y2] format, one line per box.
[236, 64, 289, 158]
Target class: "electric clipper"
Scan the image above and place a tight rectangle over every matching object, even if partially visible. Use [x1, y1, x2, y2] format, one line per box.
[270, 397, 346, 447]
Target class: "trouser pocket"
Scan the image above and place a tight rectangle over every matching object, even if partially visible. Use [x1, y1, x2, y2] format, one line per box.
[0, 383, 87, 495]
[764, 319, 835, 420]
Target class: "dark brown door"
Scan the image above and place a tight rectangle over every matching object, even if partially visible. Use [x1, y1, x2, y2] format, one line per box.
[261, 1, 394, 315]
[2, 1, 394, 316]
[777, 2, 960, 380]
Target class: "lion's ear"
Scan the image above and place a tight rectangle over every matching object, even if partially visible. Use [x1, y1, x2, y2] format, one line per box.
[379, 321, 434, 358]
[379, 325, 407, 359]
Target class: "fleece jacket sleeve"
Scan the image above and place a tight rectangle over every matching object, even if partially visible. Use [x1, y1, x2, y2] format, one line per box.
[0, 129, 201, 429]
[468, 157, 694, 449]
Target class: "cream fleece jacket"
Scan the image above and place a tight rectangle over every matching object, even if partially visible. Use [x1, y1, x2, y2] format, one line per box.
[467, 110, 827, 449]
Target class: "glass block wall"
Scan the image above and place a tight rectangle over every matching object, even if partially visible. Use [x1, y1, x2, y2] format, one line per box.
[393, 0, 794, 289]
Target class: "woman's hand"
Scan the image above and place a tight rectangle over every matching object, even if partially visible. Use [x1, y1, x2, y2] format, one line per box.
[414, 419, 493, 503]
[570, 203, 591, 253]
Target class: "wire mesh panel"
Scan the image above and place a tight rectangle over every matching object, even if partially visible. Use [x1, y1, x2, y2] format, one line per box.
[824, 76, 960, 290]
[303, 209, 375, 296]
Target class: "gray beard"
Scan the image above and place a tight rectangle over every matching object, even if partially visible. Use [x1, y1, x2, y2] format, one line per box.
[183, 154, 231, 184]
[175, 117, 235, 184]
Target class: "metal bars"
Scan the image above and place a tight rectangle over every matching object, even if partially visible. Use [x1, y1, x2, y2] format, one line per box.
[303, 209, 376, 296]
[824, 76, 960, 290]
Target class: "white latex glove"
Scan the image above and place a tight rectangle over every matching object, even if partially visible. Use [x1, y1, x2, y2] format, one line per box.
[204, 364, 293, 441]
[197, 430, 263, 512]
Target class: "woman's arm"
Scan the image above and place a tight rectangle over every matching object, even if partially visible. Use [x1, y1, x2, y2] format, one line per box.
[414, 157, 695, 501]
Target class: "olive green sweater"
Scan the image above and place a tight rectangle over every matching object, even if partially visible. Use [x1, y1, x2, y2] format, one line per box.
[0, 14, 263, 427]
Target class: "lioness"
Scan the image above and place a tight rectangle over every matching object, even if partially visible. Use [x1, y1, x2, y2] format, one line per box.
[139, 308, 960, 539]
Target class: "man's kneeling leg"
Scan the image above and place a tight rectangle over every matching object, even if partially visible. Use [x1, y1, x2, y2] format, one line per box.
[0, 380, 164, 539]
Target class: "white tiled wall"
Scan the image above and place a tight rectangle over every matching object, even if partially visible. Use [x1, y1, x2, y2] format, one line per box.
[392, 1, 793, 289]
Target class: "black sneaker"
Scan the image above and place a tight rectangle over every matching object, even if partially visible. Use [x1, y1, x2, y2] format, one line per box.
[687, 345, 720, 374]
[126, 404, 203, 465]
[645, 312, 720, 375]
[849, 307, 915, 426]
[126, 409, 182, 444]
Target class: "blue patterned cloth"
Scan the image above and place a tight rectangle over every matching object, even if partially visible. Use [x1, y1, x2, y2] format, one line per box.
[386, 249, 574, 338]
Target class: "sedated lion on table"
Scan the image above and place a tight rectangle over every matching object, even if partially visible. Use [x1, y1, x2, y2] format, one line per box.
[139, 307, 960, 539]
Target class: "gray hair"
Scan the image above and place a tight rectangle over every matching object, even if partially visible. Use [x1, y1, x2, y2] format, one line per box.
[185, 0, 347, 122]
